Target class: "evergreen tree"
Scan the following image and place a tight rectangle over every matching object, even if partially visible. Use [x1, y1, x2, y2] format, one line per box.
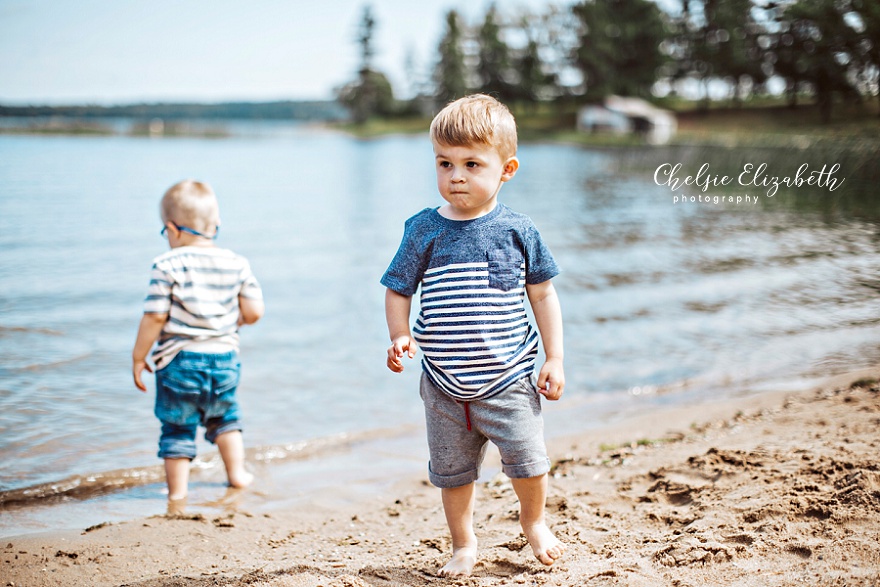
[510, 13, 557, 104]
[516, 37, 548, 103]
[336, 5, 396, 123]
[850, 0, 880, 116]
[669, 0, 769, 106]
[358, 4, 376, 73]
[700, 0, 768, 104]
[434, 10, 469, 105]
[532, 5, 584, 100]
[476, 4, 514, 100]
[773, 0, 861, 122]
[571, 0, 667, 99]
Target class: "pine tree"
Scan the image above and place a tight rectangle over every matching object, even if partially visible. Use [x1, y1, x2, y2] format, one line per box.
[572, 0, 667, 99]
[476, 4, 513, 100]
[336, 5, 396, 123]
[434, 10, 469, 105]
[774, 0, 861, 122]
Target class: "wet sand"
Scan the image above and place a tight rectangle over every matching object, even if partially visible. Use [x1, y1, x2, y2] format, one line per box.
[5, 369, 879, 587]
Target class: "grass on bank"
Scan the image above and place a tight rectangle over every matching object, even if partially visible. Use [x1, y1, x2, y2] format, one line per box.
[3, 97, 878, 147]
[337, 98, 880, 148]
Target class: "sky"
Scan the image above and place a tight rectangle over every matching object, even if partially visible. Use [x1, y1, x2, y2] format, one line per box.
[0, 0, 574, 106]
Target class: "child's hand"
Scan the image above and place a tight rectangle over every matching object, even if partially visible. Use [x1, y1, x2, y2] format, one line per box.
[537, 358, 565, 401]
[132, 359, 153, 392]
[387, 335, 417, 373]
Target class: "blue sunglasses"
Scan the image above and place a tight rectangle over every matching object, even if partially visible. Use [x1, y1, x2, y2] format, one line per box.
[160, 222, 219, 240]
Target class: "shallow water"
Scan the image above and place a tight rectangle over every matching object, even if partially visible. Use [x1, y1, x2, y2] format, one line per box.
[2, 124, 879, 536]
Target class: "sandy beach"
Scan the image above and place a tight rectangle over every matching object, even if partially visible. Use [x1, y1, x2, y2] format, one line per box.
[5, 369, 879, 587]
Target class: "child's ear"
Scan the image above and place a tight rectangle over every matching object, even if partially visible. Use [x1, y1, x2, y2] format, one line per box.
[164, 222, 180, 239]
[501, 157, 520, 182]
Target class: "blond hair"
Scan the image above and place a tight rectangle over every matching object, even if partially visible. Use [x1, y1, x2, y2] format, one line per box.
[160, 180, 220, 234]
[429, 94, 517, 160]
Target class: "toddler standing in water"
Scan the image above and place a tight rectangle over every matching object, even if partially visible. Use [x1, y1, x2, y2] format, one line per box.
[132, 179, 264, 507]
[382, 95, 566, 576]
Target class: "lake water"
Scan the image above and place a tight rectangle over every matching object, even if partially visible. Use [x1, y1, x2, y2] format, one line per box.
[2, 123, 879, 537]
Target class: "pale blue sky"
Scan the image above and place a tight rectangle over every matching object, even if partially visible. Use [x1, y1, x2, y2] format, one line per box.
[0, 0, 576, 105]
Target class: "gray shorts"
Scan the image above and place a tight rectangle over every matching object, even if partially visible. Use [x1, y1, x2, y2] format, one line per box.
[420, 372, 550, 488]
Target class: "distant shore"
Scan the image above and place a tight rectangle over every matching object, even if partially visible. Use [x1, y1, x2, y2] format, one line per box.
[3, 101, 879, 150]
[5, 367, 879, 587]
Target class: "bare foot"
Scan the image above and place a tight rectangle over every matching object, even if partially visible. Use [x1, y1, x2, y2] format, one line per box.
[438, 544, 478, 577]
[524, 523, 566, 566]
[166, 496, 187, 516]
[202, 486, 246, 510]
[228, 469, 253, 489]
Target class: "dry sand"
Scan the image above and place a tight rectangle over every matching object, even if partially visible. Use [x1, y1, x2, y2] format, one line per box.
[5, 370, 879, 587]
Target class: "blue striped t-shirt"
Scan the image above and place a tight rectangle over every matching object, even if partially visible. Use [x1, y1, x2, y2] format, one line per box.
[381, 204, 559, 400]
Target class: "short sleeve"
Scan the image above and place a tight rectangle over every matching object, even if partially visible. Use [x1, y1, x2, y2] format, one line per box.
[239, 258, 263, 300]
[143, 264, 172, 314]
[380, 212, 430, 296]
[523, 223, 560, 285]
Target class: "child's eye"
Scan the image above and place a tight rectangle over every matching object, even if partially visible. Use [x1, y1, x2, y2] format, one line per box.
[466, 161, 478, 168]
[439, 161, 451, 168]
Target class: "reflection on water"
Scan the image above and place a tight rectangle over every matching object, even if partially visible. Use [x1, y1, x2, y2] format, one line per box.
[1, 126, 879, 535]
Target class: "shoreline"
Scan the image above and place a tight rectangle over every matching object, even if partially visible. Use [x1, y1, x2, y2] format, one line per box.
[0, 366, 831, 538]
[5, 367, 879, 586]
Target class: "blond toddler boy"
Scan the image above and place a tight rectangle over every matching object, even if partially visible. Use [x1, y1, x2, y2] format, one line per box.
[132, 180, 264, 506]
[382, 95, 566, 575]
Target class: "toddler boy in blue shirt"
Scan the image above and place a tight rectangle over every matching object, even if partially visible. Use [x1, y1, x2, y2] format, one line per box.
[382, 95, 566, 576]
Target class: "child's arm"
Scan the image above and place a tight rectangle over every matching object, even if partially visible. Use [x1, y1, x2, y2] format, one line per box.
[132, 312, 168, 392]
[526, 280, 565, 400]
[385, 288, 417, 373]
[238, 294, 265, 326]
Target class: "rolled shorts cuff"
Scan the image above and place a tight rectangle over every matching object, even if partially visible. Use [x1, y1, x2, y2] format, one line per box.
[502, 457, 551, 479]
[205, 420, 242, 444]
[428, 462, 480, 489]
[158, 438, 197, 461]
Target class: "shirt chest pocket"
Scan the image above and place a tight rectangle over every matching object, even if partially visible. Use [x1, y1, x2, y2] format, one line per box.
[487, 249, 523, 292]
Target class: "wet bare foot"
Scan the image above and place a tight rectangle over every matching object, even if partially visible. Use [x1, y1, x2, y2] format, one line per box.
[166, 496, 187, 516]
[524, 523, 566, 565]
[202, 486, 246, 510]
[438, 544, 478, 577]
[228, 469, 253, 489]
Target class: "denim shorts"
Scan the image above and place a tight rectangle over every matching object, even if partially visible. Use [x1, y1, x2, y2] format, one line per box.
[154, 350, 243, 460]
[420, 372, 550, 488]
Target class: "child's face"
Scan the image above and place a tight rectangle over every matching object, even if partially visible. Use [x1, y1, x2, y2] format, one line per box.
[433, 142, 518, 220]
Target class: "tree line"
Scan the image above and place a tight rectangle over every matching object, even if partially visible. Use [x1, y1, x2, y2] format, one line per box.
[337, 0, 880, 123]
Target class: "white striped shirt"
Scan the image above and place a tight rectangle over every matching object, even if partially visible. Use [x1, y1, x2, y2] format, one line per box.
[143, 246, 262, 369]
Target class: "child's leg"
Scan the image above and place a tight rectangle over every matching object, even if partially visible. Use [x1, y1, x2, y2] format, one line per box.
[215, 430, 253, 489]
[164, 457, 190, 501]
[420, 374, 489, 576]
[510, 473, 566, 565]
[439, 482, 478, 577]
[157, 421, 197, 503]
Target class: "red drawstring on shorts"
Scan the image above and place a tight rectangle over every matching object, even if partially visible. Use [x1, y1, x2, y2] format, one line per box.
[462, 401, 472, 431]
